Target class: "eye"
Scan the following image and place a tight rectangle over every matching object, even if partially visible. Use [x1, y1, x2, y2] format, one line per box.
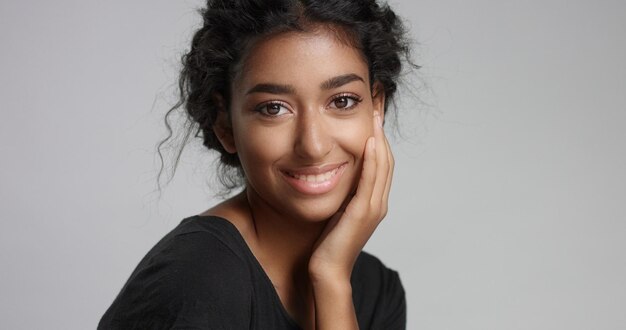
[328, 94, 362, 110]
[255, 101, 290, 117]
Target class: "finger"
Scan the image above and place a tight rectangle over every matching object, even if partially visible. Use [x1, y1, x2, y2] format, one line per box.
[347, 136, 377, 216]
[380, 126, 395, 216]
[371, 112, 390, 204]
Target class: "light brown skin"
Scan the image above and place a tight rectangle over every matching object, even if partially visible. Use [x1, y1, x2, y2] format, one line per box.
[202, 26, 394, 329]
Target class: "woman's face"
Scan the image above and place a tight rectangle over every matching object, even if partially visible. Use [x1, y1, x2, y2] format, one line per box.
[222, 27, 384, 222]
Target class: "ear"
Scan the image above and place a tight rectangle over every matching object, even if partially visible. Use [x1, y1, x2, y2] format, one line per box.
[212, 94, 237, 154]
[371, 81, 386, 118]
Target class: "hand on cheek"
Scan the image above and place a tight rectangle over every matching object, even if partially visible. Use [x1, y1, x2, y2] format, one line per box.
[309, 110, 395, 281]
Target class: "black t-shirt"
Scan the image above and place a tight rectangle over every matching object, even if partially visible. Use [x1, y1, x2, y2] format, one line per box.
[99, 216, 406, 329]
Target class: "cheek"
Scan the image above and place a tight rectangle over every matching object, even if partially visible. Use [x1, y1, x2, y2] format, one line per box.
[332, 116, 374, 159]
[234, 124, 289, 170]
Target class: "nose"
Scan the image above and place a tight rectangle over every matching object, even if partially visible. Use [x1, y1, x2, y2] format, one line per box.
[293, 110, 333, 160]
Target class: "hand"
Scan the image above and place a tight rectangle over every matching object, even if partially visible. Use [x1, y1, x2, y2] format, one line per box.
[308, 111, 394, 281]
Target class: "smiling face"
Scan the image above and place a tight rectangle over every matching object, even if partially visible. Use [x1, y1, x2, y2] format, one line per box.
[217, 27, 385, 222]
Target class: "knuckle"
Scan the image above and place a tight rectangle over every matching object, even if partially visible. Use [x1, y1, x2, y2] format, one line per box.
[380, 205, 388, 218]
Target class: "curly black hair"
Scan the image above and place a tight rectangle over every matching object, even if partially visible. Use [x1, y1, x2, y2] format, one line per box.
[158, 0, 417, 193]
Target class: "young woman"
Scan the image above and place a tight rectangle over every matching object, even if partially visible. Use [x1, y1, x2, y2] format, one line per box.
[99, 0, 414, 328]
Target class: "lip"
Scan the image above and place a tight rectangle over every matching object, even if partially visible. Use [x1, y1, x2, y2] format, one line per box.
[280, 162, 348, 195]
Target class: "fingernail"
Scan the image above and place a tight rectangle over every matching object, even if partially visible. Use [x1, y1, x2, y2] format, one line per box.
[376, 114, 383, 128]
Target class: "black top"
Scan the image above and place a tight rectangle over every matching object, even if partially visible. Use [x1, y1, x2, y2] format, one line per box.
[99, 216, 406, 329]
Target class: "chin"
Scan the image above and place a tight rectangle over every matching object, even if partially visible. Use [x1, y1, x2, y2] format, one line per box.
[282, 193, 349, 223]
[297, 208, 338, 223]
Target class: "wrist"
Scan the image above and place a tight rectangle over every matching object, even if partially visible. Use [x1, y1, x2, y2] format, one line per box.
[310, 273, 357, 329]
[311, 277, 352, 294]
[309, 263, 351, 284]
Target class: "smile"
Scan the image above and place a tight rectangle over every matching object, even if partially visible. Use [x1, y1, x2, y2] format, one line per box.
[285, 166, 342, 183]
[280, 163, 347, 195]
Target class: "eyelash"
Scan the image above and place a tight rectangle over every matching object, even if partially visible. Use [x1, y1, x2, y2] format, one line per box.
[254, 101, 290, 117]
[253, 93, 363, 117]
[329, 93, 363, 111]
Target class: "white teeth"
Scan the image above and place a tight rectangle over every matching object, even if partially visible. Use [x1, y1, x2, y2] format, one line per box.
[289, 167, 340, 183]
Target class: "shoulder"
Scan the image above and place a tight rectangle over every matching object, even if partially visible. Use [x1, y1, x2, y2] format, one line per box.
[352, 251, 406, 330]
[146, 216, 252, 293]
[136, 215, 252, 292]
[352, 251, 404, 296]
[99, 216, 253, 329]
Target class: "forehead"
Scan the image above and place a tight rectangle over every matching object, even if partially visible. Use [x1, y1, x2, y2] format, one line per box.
[233, 27, 370, 91]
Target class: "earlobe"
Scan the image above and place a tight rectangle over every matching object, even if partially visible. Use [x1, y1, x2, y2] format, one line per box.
[212, 94, 237, 154]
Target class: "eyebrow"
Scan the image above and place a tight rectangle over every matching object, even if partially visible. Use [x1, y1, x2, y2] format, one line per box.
[245, 83, 296, 95]
[320, 73, 365, 90]
[245, 73, 365, 95]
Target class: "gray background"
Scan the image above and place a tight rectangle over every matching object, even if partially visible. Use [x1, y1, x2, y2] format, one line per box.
[1, 0, 625, 329]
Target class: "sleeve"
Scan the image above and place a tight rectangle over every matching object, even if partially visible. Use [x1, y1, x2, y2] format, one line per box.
[382, 270, 407, 330]
[98, 231, 252, 330]
[351, 252, 407, 329]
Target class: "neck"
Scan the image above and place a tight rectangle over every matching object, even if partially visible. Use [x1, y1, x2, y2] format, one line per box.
[207, 189, 322, 328]
[242, 188, 326, 275]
